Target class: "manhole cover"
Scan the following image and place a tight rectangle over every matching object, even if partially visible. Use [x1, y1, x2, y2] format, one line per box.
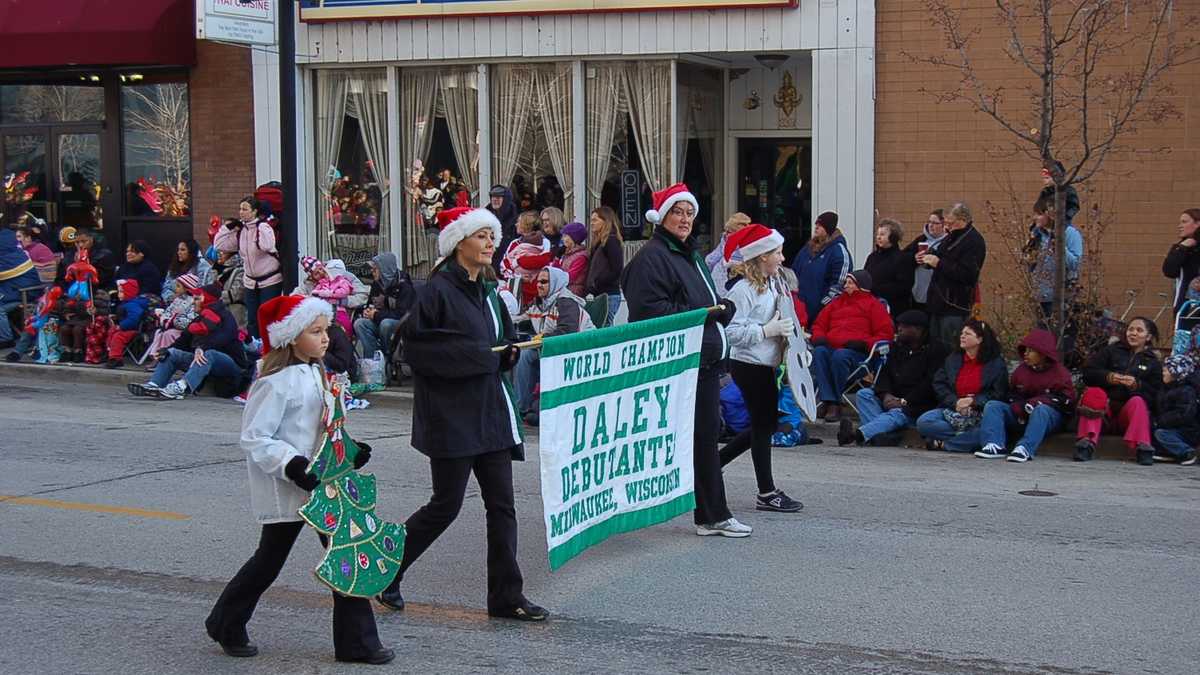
[1019, 489, 1057, 497]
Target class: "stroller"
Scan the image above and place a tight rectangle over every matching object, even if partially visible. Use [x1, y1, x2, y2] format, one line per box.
[1171, 299, 1200, 356]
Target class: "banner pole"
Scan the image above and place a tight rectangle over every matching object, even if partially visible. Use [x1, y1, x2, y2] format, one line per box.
[490, 305, 727, 352]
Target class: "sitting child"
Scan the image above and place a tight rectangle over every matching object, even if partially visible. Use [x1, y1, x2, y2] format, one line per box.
[104, 279, 149, 368]
[145, 273, 201, 365]
[1151, 354, 1200, 466]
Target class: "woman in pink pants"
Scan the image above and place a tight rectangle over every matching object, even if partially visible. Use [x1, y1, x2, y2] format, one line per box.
[1075, 317, 1162, 463]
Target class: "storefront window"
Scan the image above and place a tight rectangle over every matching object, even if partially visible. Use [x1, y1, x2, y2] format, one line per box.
[0, 84, 104, 124]
[121, 82, 191, 217]
[677, 63, 724, 252]
[491, 63, 572, 225]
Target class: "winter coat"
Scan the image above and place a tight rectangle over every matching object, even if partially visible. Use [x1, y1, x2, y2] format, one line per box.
[161, 258, 214, 301]
[160, 294, 198, 330]
[791, 231, 852, 324]
[55, 245, 116, 291]
[368, 274, 417, 323]
[1008, 329, 1076, 414]
[116, 259, 162, 299]
[1036, 184, 1080, 223]
[705, 234, 732, 297]
[587, 235, 624, 296]
[214, 219, 282, 289]
[556, 247, 590, 298]
[872, 337, 950, 418]
[1162, 240, 1200, 312]
[527, 267, 593, 337]
[170, 297, 250, 370]
[1082, 342, 1161, 412]
[933, 351, 1009, 410]
[1027, 224, 1083, 304]
[864, 245, 913, 316]
[725, 276, 789, 368]
[1156, 381, 1200, 444]
[241, 362, 329, 523]
[621, 226, 729, 368]
[903, 226, 948, 306]
[810, 290, 894, 351]
[0, 229, 40, 305]
[402, 259, 524, 460]
[114, 296, 149, 331]
[323, 322, 359, 381]
[926, 224, 986, 317]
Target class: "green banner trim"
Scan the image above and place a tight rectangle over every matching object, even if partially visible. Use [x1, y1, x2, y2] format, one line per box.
[547, 491, 696, 570]
[539, 353, 699, 411]
[540, 307, 709, 358]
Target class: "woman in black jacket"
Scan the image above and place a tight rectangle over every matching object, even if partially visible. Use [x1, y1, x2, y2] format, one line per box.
[376, 207, 548, 622]
[586, 206, 625, 325]
[915, 318, 1008, 452]
[864, 218, 913, 317]
[1161, 208, 1200, 313]
[1074, 317, 1161, 462]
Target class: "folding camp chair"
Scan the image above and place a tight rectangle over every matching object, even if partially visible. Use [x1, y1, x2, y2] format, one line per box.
[585, 293, 610, 329]
[840, 340, 891, 415]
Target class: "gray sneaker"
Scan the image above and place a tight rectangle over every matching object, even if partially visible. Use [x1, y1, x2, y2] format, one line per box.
[696, 518, 752, 538]
[127, 382, 161, 397]
[155, 380, 189, 400]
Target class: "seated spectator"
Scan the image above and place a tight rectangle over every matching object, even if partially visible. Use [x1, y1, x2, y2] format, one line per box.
[975, 329, 1074, 462]
[212, 250, 246, 327]
[1, 226, 41, 348]
[554, 221, 590, 298]
[1074, 317, 1161, 463]
[354, 252, 415, 360]
[127, 284, 251, 400]
[903, 209, 948, 312]
[55, 228, 115, 291]
[1025, 198, 1083, 320]
[791, 211, 851, 325]
[1151, 354, 1200, 466]
[295, 257, 357, 335]
[15, 226, 56, 283]
[706, 212, 751, 296]
[104, 279, 149, 368]
[838, 309, 948, 447]
[116, 240, 162, 299]
[916, 319, 1008, 452]
[323, 320, 360, 382]
[540, 207, 565, 250]
[514, 267, 593, 425]
[146, 273, 201, 363]
[161, 239, 213, 302]
[501, 211, 551, 280]
[864, 218, 913, 317]
[809, 270, 893, 421]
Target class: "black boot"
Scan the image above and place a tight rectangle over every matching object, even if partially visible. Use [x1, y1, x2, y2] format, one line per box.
[837, 419, 858, 446]
[1073, 439, 1095, 462]
[1136, 445, 1154, 466]
[376, 586, 405, 611]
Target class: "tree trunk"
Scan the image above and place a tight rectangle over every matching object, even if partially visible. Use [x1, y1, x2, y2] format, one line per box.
[1053, 182, 1069, 352]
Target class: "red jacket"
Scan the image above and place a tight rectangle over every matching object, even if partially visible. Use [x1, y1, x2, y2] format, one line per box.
[1009, 328, 1076, 412]
[811, 290, 893, 349]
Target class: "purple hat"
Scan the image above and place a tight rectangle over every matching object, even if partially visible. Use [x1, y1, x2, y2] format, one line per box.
[562, 221, 587, 246]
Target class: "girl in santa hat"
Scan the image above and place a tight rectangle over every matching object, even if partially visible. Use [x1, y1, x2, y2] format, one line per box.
[205, 294, 393, 665]
[375, 206, 549, 622]
[719, 224, 805, 513]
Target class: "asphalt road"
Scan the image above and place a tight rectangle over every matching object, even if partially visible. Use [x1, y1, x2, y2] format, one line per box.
[0, 372, 1197, 674]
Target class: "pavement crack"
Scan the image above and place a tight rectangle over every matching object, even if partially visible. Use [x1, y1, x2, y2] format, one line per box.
[0, 458, 246, 501]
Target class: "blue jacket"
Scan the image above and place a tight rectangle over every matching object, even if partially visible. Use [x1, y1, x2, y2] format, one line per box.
[791, 231, 852, 323]
[1028, 223, 1083, 303]
[0, 229, 41, 305]
[114, 296, 149, 331]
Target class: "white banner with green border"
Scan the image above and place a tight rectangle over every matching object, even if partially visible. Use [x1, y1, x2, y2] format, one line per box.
[538, 308, 707, 570]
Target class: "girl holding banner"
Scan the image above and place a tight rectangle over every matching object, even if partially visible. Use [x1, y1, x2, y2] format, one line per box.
[375, 206, 550, 622]
[621, 184, 749, 538]
[718, 225, 805, 513]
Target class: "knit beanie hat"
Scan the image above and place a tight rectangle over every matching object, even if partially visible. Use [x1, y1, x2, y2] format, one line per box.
[814, 211, 839, 235]
[895, 309, 929, 328]
[175, 273, 201, 292]
[847, 269, 873, 291]
[561, 221, 587, 247]
[1165, 353, 1197, 380]
[300, 255, 324, 279]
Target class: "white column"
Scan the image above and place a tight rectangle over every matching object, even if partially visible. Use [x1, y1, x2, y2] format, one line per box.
[296, 67, 316, 260]
[386, 66, 404, 263]
[669, 59, 678, 185]
[251, 46, 281, 184]
[477, 63, 492, 202]
[571, 60, 586, 222]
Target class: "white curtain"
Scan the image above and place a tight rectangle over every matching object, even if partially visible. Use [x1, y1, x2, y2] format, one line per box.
[535, 63, 574, 218]
[622, 61, 672, 193]
[439, 68, 480, 197]
[315, 70, 348, 258]
[585, 63, 623, 213]
[491, 65, 536, 188]
[401, 69, 438, 266]
[351, 70, 390, 252]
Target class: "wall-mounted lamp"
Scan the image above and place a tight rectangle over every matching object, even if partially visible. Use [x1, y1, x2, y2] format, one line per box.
[754, 54, 789, 70]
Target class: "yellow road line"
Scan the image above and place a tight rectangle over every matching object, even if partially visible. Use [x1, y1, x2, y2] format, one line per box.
[0, 495, 190, 521]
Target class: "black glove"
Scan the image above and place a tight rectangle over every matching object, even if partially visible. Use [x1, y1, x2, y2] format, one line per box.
[844, 340, 869, 353]
[353, 442, 372, 470]
[284, 456, 320, 492]
[811, 336, 829, 347]
[709, 298, 737, 326]
[499, 343, 521, 372]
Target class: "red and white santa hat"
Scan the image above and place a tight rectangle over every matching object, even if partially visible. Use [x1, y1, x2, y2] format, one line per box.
[437, 206, 502, 258]
[645, 183, 700, 226]
[724, 223, 785, 263]
[257, 294, 333, 354]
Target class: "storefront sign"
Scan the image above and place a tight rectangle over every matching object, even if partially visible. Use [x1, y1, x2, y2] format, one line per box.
[300, 1, 796, 22]
[197, 0, 277, 46]
[619, 170, 641, 230]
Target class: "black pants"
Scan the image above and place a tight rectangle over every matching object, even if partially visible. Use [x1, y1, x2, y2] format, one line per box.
[694, 365, 734, 525]
[205, 521, 382, 660]
[383, 448, 525, 611]
[719, 361, 778, 494]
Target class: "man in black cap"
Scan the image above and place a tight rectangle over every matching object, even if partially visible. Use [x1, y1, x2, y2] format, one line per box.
[838, 309, 949, 446]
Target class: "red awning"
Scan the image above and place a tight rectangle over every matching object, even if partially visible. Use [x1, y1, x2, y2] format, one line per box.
[0, 0, 196, 69]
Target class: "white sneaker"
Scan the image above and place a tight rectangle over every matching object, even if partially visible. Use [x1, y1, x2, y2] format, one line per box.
[696, 518, 752, 538]
[974, 443, 1005, 459]
[1006, 446, 1031, 463]
[155, 379, 189, 400]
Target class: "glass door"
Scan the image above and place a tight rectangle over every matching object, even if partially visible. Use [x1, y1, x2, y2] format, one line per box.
[0, 125, 103, 231]
[737, 138, 812, 265]
[2, 130, 50, 224]
[54, 130, 103, 230]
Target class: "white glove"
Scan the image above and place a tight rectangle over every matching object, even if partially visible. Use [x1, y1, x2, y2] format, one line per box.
[763, 312, 795, 339]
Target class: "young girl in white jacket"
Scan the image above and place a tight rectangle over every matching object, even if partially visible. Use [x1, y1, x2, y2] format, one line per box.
[205, 295, 393, 665]
[719, 225, 804, 513]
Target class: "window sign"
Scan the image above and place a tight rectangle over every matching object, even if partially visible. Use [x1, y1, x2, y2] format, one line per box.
[197, 0, 277, 46]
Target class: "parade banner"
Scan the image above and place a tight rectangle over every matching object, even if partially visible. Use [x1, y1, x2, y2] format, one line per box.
[538, 308, 706, 570]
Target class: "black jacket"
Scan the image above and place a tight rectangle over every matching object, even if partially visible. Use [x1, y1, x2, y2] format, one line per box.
[116, 258, 163, 298]
[56, 246, 117, 291]
[369, 275, 417, 323]
[1156, 381, 1200, 444]
[1082, 343, 1161, 412]
[586, 235, 624, 296]
[873, 338, 950, 418]
[324, 323, 360, 381]
[621, 226, 730, 368]
[926, 224, 986, 317]
[864, 246, 913, 316]
[932, 352, 1009, 410]
[1162, 241, 1200, 312]
[403, 259, 524, 460]
[169, 299, 249, 370]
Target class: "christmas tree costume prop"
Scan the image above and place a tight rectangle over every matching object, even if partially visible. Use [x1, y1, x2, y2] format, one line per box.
[298, 381, 405, 598]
